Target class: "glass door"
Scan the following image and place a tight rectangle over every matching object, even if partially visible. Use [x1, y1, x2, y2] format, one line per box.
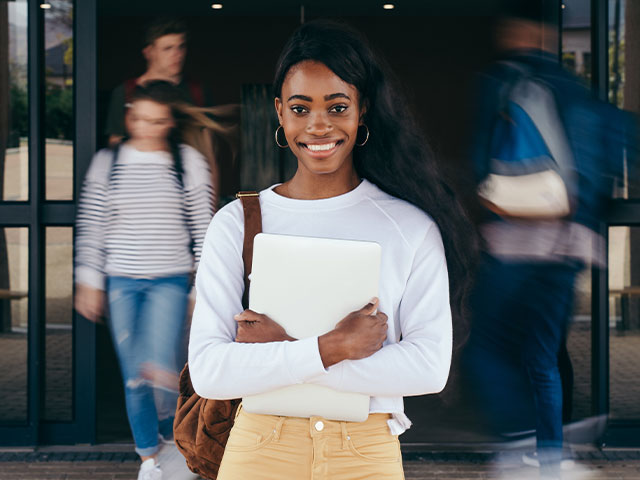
[0, 0, 39, 445]
[0, 0, 97, 446]
[603, 0, 640, 446]
[562, 0, 640, 447]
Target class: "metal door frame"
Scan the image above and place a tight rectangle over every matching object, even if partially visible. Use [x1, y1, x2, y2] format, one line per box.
[0, 0, 96, 446]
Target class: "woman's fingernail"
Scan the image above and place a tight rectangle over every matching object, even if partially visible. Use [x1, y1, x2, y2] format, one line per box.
[370, 297, 378, 304]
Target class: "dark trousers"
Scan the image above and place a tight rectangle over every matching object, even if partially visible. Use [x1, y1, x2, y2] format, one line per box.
[463, 256, 579, 468]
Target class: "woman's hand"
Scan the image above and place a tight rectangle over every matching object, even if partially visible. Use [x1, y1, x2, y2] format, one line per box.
[318, 298, 388, 368]
[74, 284, 105, 323]
[234, 310, 296, 343]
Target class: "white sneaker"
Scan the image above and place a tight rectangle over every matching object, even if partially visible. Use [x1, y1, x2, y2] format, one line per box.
[522, 451, 576, 471]
[138, 458, 163, 480]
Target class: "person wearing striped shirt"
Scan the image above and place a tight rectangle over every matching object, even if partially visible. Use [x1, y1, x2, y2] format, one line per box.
[74, 81, 214, 480]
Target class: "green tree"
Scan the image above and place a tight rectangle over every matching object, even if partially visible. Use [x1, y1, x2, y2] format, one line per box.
[45, 85, 73, 140]
[8, 84, 28, 147]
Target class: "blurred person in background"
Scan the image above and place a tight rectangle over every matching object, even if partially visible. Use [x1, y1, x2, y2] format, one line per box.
[104, 18, 212, 147]
[75, 81, 215, 480]
[463, 1, 636, 478]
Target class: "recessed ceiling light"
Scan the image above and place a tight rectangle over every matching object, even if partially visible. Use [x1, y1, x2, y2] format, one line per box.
[211, 3, 223, 9]
[383, 3, 395, 9]
[40, 3, 52, 8]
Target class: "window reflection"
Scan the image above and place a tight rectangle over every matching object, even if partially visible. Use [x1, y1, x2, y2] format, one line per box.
[44, 227, 73, 422]
[609, 0, 625, 107]
[1, 0, 29, 202]
[609, 227, 640, 420]
[562, 0, 591, 85]
[45, 0, 74, 201]
[607, 0, 640, 200]
[567, 267, 592, 420]
[0, 227, 28, 422]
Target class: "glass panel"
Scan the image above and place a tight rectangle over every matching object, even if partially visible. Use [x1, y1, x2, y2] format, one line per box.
[609, 0, 640, 200]
[562, 0, 592, 85]
[45, 0, 74, 200]
[567, 267, 592, 420]
[1, 0, 29, 201]
[609, 226, 640, 420]
[0, 227, 29, 422]
[44, 227, 73, 421]
[609, 0, 625, 108]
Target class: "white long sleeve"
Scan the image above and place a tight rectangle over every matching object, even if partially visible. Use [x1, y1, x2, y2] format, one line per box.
[188, 209, 328, 400]
[305, 223, 452, 397]
[188, 180, 452, 433]
[75, 150, 111, 290]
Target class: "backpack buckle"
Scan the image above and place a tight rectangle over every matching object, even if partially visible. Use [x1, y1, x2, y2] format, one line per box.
[236, 191, 259, 199]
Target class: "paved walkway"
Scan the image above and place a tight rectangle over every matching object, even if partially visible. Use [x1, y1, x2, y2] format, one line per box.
[1, 447, 639, 479]
[3, 322, 640, 425]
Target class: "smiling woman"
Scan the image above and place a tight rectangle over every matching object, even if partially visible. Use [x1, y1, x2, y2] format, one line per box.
[273, 61, 364, 197]
[187, 19, 479, 480]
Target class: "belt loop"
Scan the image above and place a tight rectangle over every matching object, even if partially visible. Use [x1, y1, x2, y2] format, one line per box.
[341, 422, 349, 450]
[273, 416, 286, 442]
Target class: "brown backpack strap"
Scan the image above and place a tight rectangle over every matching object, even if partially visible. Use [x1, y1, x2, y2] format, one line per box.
[236, 192, 262, 309]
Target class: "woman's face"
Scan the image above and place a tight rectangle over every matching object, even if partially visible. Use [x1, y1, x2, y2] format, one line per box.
[125, 99, 175, 142]
[275, 61, 365, 176]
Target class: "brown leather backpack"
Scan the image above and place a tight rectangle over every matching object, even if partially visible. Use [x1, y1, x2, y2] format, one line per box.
[173, 192, 262, 480]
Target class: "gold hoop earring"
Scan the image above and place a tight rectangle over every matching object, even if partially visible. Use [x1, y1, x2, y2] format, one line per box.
[356, 124, 370, 147]
[275, 125, 289, 149]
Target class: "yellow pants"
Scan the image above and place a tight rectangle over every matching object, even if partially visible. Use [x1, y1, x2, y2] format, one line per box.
[218, 407, 405, 480]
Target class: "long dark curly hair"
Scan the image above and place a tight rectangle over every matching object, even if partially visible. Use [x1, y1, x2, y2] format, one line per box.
[273, 20, 479, 337]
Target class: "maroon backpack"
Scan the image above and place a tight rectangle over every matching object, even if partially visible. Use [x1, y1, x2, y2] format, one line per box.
[124, 77, 205, 106]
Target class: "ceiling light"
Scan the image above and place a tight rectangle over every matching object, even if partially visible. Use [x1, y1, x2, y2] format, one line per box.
[383, 3, 395, 9]
[40, 3, 52, 8]
[211, 3, 223, 9]
[561, 3, 566, 8]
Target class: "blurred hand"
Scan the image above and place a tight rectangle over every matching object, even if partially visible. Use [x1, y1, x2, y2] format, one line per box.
[186, 295, 196, 320]
[74, 284, 105, 323]
[319, 298, 388, 368]
[234, 310, 295, 343]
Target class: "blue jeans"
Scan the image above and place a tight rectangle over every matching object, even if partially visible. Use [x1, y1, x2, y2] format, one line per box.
[463, 257, 579, 472]
[106, 275, 190, 457]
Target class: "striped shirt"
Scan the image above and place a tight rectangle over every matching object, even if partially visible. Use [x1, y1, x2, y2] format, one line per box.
[75, 143, 214, 290]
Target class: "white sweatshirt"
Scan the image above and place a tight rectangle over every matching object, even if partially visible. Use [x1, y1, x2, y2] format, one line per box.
[188, 179, 452, 435]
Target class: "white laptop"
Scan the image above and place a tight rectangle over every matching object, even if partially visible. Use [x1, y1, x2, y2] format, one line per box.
[242, 233, 381, 422]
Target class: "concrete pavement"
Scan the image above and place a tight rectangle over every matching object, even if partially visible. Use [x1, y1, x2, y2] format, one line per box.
[1, 446, 639, 479]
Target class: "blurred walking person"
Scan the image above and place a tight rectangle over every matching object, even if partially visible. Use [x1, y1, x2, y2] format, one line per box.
[463, 2, 635, 478]
[75, 81, 215, 480]
[104, 18, 211, 147]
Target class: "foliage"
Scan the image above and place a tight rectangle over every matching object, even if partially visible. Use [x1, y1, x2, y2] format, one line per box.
[8, 85, 28, 148]
[45, 84, 73, 140]
[8, 83, 74, 146]
[608, 37, 625, 107]
[63, 37, 73, 68]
